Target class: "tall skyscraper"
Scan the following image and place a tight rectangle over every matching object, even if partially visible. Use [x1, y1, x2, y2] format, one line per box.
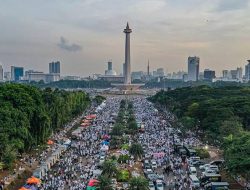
[11, 66, 24, 81]
[49, 61, 60, 74]
[236, 67, 243, 80]
[108, 61, 112, 71]
[157, 68, 164, 77]
[245, 60, 250, 80]
[204, 69, 216, 81]
[123, 22, 132, 84]
[188, 56, 200, 81]
[0, 65, 3, 81]
[222, 70, 229, 79]
[105, 61, 117, 76]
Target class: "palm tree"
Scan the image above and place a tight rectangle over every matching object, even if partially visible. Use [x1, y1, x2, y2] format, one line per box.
[101, 160, 118, 178]
[96, 175, 113, 190]
[129, 176, 149, 190]
[129, 143, 144, 160]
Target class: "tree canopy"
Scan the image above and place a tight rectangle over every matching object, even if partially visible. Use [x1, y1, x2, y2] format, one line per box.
[0, 83, 90, 168]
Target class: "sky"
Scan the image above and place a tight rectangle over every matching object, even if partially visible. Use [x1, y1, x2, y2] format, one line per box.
[0, 0, 250, 77]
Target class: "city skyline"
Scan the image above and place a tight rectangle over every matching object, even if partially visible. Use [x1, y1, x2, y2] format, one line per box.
[0, 0, 250, 76]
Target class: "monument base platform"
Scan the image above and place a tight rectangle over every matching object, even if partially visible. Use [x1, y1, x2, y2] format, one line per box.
[112, 83, 144, 91]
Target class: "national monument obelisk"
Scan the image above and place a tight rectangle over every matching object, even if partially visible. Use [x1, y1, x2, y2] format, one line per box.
[112, 23, 144, 92]
[124, 22, 132, 84]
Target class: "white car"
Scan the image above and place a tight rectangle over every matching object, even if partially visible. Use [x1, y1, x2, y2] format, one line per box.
[209, 165, 219, 173]
[202, 169, 216, 176]
[99, 156, 105, 164]
[156, 180, 164, 190]
[199, 164, 211, 170]
[151, 161, 157, 169]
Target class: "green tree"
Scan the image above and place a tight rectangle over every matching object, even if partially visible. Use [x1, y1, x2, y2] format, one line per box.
[129, 144, 144, 160]
[96, 175, 113, 190]
[117, 169, 130, 182]
[111, 124, 124, 136]
[223, 132, 250, 181]
[129, 177, 149, 190]
[2, 145, 17, 169]
[219, 117, 243, 138]
[101, 160, 118, 178]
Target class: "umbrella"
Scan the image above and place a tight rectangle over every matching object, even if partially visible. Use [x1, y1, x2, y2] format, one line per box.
[26, 176, 41, 184]
[88, 179, 99, 186]
[47, 140, 54, 145]
[19, 187, 28, 190]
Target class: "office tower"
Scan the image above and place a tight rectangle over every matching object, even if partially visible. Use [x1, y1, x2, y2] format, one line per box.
[49, 61, 60, 74]
[245, 60, 250, 80]
[230, 70, 237, 79]
[131, 71, 144, 81]
[123, 22, 132, 84]
[4, 72, 11, 81]
[105, 61, 117, 76]
[11, 66, 24, 81]
[236, 67, 243, 80]
[222, 70, 229, 79]
[0, 65, 3, 81]
[188, 56, 200, 81]
[157, 68, 164, 77]
[108, 61, 112, 71]
[204, 69, 216, 81]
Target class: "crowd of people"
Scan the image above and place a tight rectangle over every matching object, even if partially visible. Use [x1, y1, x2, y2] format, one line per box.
[133, 97, 203, 190]
[40, 96, 120, 190]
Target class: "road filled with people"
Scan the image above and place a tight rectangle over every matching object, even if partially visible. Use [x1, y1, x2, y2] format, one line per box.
[19, 95, 233, 190]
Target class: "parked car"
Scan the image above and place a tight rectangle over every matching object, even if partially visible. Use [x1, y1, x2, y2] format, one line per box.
[156, 179, 164, 190]
[199, 164, 211, 170]
[209, 165, 219, 173]
[148, 181, 155, 190]
[202, 169, 217, 176]
[192, 160, 206, 166]
[143, 160, 151, 169]
[189, 175, 200, 189]
[151, 160, 157, 169]
[209, 160, 224, 166]
[99, 156, 105, 164]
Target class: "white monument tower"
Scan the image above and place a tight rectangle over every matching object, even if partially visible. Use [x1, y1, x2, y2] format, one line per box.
[124, 22, 132, 84]
[112, 22, 144, 92]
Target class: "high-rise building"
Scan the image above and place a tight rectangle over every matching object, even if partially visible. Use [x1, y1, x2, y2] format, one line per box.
[11, 66, 24, 81]
[236, 67, 243, 80]
[105, 61, 117, 76]
[222, 70, 229, 79]
[245, 60, 250, 80]
[204, 69, 216, 81]
[4, 72, 11, 81]
[49, 61, 60, 74]
[108, 61, 112, 71]
[157, 68, 164, 77]
[131, 71, 144, 81]
[0, 65, 3, 81]
[188, 56, 200, 81]
[230, 70, 237, 79]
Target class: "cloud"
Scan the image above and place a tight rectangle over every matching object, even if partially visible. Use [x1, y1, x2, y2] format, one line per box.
[216, 0, 249, 11]
[57, 37, 82, 52]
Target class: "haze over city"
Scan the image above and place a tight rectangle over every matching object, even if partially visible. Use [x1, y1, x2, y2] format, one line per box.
[0, 0, 250, 76]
